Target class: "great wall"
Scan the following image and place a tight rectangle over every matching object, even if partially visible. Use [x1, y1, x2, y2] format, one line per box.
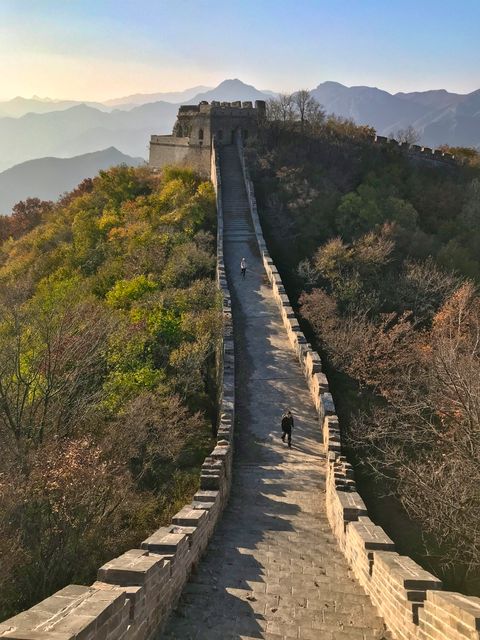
[1, 103, 480, 640]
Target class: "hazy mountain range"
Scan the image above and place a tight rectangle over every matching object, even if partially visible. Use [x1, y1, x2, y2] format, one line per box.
[103, 86, 212, 109]
[0, 79, 478, 170]
[0, 147, 143, 215]
[0, 78, 479, 214]
[0, 88, 212, 118]
[310, 81, 480, 148]
[0, 96, 110, 119]
[0, 101, 179, 172]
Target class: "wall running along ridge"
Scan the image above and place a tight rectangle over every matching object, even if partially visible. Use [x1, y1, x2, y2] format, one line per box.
[0, 145, 235, 640]
[235, 131, 480, 640]
[372, 135, 460, 167]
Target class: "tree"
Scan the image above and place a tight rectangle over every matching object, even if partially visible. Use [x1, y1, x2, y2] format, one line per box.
[348, 283, 480, 586]
[438, 145, 480, 167]
[0, 437, 136, 615]
[300, 236, 480, 587]
[277, 93, 295, 123]
[0, 164, 221, 618]
[267, 90, 325, 131]
[294, 89, 314, 131]
[0, 198, 52, 243]
[0, 286, 114, 467]
[267, 93, 296, 125]
[394, 125, 421, 145]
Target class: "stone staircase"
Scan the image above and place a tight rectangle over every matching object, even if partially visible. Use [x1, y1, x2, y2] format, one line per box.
[161, 145, 389, 639]
[220, 145, 255, 242]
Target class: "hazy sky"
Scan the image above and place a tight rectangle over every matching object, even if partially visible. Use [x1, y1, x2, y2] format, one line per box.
[0, 0, 479, 101]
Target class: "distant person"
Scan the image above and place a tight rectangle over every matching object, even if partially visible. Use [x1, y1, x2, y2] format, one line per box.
[281, 409, 294, 448]
[240, 257, 247, 279]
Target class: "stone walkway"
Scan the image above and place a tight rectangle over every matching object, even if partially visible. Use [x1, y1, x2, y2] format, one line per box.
[162, 146, 387, 640]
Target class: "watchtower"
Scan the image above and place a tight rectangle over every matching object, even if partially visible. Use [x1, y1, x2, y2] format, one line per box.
[149, 100, 266, 175]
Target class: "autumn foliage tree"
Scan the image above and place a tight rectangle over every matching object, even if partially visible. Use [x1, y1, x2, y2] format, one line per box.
[300, 228, 480, 590]
[0, 198, 52, 242]
[0, 165, 220, 618]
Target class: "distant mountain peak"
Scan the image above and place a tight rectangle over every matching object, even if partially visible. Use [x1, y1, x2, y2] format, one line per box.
[31, 95, 54, 102]
[189, 79, 270, 104]
[214, 78, 260, 90]
[218, 78, 246, 85]
[317, 81, 346, 88]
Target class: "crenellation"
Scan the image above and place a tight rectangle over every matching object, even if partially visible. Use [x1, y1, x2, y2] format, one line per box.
[374, 134, 458, 167]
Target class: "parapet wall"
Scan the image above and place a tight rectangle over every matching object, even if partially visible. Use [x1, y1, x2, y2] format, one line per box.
[235, 131, 480, 640]
[149, 136, 211, 176]
[373, 135, 460, 167]
[0, 148, 235, 640]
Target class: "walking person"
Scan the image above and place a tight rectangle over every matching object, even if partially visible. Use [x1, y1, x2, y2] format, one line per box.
[240, 257, 247, 279]
[281, 409, 294, 448]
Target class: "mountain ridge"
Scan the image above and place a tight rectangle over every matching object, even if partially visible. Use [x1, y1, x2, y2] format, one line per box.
[311, 81, 480, 147]
[0, 147, 143, 215]
[0, 78, 479, 176]
[103, 85, 213, 109]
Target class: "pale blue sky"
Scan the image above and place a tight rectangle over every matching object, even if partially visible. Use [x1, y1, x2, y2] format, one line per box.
[0, 0, 479, 100]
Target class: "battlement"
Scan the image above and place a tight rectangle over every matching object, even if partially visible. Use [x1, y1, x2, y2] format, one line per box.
[373, 135, 458, 166]
[178, 99, 265, 115]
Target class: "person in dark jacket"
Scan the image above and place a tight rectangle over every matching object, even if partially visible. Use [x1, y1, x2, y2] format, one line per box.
[281, 409, 294, 448]
[240, 257, 247, 279]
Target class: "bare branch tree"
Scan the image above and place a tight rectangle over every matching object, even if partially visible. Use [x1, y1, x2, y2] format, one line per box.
[294, 89, 313, 131]
[394, 125, 421, 145]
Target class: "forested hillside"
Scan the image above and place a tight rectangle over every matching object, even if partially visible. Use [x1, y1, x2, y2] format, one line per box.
[251, 114, 480, 593]
[0, 165, 220, 619]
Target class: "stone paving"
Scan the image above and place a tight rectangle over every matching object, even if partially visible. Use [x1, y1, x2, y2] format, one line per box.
[162, 146, 388, 640]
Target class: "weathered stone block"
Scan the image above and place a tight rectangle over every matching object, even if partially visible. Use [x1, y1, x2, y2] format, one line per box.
[141, 532, 189, 557]
[0, 587, 127, 640]
[373, 551, 442, 592]
[418, 591, 480, 640]
[323, 414, 340, 448]
[305, 350, 322, 376]
[98, 550, 169, 587]
[349, 519, 395, 553]
[194, 490, 220, 503]
[172, 506, 208, 528]
[336, 490, 368, 521]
